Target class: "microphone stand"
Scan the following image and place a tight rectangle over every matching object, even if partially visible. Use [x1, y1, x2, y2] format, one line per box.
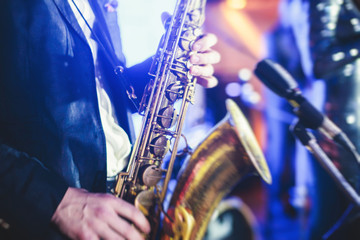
[291, 120, 360, 206]
[291, 120, 360, 239]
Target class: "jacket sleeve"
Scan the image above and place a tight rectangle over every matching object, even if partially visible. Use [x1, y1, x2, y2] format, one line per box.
[0, 143, 69, 239]
[0, 1, 70, 239]
[309, 0, 360, 79]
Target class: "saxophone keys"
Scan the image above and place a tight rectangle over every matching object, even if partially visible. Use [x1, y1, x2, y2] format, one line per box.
[149, 135, 170, 157]
[188, 9, 201, 22]
[142, 165, 164, 187]
[157, 106, 178, 128]
[134, 190, 156, 217]
[165, 83, 183, 102]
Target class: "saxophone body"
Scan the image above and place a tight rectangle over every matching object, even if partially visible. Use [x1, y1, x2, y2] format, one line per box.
[114, 0, 207, 238]
[113, 0, 272, 239]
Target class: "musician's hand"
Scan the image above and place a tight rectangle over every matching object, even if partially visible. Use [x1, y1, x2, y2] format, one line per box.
[161, 12, 220, 88]
[190, 33, 221, 88]
[51, 187, 150, 240]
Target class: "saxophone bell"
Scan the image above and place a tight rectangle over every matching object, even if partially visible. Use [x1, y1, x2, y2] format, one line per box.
[162, 99, 272, 240]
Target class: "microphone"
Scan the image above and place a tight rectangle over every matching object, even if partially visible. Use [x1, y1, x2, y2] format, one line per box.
[254, 59, 357, 156]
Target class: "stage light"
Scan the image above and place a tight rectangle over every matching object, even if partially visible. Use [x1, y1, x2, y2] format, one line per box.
[225, 82, 242, 97]
[226, 0, 247, 10]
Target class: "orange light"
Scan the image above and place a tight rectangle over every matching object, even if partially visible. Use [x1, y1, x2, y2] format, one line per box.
[226, 0, 247, 10]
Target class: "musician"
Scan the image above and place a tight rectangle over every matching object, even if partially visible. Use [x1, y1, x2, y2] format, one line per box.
[0, 0, 220, 239]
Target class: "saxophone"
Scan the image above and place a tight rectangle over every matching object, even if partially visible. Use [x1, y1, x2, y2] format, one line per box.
[113, 0, 272, 239]
[114, 0, 207, 238]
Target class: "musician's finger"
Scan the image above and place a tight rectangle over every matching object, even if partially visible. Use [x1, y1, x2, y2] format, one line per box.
[192, 33, 218, 52]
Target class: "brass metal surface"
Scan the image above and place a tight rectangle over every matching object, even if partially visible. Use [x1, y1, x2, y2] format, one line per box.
[163, 99, 271, 239]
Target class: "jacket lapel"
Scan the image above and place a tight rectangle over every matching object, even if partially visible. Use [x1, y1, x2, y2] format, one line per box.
[90, 0, 126, 65]
[52, 0, 125, 66]
[89, 0, 124, 66]
[51, 0, 88, 44]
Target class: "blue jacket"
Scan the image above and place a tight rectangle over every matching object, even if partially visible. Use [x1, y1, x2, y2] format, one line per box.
[0, 0, 148, 238]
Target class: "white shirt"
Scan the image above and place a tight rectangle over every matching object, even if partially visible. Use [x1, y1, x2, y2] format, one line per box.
[68, 0, 131, 178]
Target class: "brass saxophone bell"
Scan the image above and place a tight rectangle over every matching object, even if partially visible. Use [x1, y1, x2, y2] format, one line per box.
[162, 99, 272, 240]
